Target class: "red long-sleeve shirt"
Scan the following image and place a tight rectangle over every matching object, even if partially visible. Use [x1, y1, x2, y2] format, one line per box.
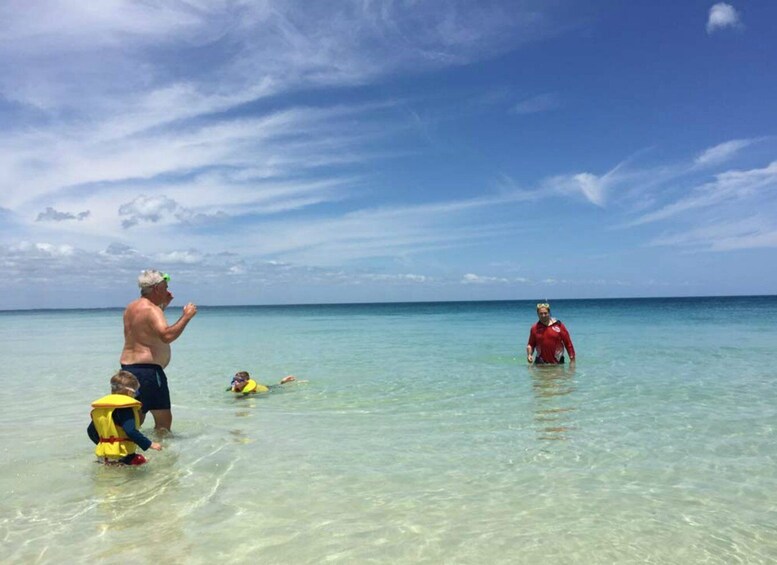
[528, 319, 575, 364]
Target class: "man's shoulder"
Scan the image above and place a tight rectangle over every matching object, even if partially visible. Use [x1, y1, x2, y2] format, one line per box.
[125, 298, 158, 318]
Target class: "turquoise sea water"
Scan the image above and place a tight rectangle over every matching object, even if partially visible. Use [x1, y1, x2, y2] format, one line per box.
[1, 297, 776, 564]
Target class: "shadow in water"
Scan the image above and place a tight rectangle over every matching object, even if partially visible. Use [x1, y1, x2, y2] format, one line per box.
[529, 364, 578, 441]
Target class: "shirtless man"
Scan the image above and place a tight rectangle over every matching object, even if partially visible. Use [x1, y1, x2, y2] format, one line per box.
[120, 270, 197, 431]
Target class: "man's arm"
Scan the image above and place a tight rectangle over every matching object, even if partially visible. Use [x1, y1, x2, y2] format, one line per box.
[150, 303, 197, 344]
[526, 327, 536, 363]
[560, 323, 576, 363]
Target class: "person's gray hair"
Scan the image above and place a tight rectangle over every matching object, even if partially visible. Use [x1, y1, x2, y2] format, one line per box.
[138, 269, 166, 296]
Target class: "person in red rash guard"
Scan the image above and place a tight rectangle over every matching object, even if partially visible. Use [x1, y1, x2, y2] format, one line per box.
[526, 302, 576, 365]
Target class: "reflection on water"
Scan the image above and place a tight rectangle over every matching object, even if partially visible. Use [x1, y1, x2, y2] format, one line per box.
[92, 449, 181, 513]
[529, 364, 578, 441]
[228, 429, 255, 444]
[89, 449, 205, 561]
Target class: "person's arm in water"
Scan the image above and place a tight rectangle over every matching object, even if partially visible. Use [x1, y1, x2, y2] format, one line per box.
[113, 408, 162, 451]
[558, 322, 576, 365]
[526, 327, 536, 363]
[267, 376, 298, 389]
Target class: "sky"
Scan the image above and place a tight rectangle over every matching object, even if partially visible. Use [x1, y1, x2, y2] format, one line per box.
[1, 0, 776, 309]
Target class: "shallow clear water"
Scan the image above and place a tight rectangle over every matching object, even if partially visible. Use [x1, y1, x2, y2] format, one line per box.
[1, 297, 776, 563]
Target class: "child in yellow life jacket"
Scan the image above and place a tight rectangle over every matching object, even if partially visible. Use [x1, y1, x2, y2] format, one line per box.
[228, 371, 297, 394]
[87, 370, 162, 465]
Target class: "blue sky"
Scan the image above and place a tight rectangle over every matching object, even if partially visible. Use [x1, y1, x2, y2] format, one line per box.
[1, 1, 776, 309]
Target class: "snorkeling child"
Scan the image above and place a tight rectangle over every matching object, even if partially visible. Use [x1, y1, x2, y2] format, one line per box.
[87, 370, 162, 465]
[228, 371, 297, 394]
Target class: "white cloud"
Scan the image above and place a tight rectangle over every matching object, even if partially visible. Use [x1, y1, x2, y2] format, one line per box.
[608, 146, 777, 253]
[0, 1, 570, 122]
[228, 195, 530, 267]
[649, 216, 777, 251]
[0, 1, 591, 302]
[706, 3, 742, 34]
[694, 139, 754, 166]
[228, 265, 247, 276]
[0, 237, 444, 299]
[542, 158, 633, 207]
[116, 191, 234, 230]
[36, 206, 90, 222]
[461, 273, 509, 284]
[32, 242, 75, 257]
[2, 2, 774, 306]
[572, 173, 607, 207]
[154, 250, 204, 265]
[118, 194, 180, 229]
[101, 242, 138, 257]
[363, 273, 429, 283]
[511, 92, 561, 115]
[0, 0, 573, 220]
[629, 161, 777, 227]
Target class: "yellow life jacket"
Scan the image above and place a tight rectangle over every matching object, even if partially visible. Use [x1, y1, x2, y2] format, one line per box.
[90, 394, 142, 460]
[239, 379, 269, 394]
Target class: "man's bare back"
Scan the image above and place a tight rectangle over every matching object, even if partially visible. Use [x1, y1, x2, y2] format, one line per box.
[120, 297, 174, 367]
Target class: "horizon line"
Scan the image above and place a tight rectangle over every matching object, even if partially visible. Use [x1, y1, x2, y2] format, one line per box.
[1, 293, 775, 314]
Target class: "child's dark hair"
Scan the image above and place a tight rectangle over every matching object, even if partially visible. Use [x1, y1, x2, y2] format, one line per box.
[235, 371, 250, 380]
[111, 370, 140, 394]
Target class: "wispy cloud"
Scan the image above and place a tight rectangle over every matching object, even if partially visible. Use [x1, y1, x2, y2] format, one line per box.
[628, 161, 777, 227]
[0, 1, 593, 301]
[541, 158, 633, 207]
[706, 3, 742, 34]
[461, 273, 509, 284]
[527, 136, 777, 253]
[2, 1, 773, 306]
[649, 216, 777, 251]
[694, 139, 754, 167]
[361, 273, 429, 284]
[239, 198, 526, 266]
[511, 92, 561, 115]
[155, 249, 205, 265]
[0, 1, 575, 210]
[0, 1, 568, 123]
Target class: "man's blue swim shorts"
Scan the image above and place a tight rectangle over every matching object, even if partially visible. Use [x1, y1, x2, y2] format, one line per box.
[120, 363, 171, 412]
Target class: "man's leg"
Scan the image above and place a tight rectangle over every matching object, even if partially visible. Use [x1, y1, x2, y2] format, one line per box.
[150, 409, 172, 432]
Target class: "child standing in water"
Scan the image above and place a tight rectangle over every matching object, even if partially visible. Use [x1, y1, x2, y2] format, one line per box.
[87, 370, 162, 465]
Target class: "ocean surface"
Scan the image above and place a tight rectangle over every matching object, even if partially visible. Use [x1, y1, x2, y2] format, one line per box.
[1, 297, 776, 564]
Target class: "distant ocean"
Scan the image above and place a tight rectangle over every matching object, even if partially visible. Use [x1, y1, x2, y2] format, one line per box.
[1, 297, 776, 563]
